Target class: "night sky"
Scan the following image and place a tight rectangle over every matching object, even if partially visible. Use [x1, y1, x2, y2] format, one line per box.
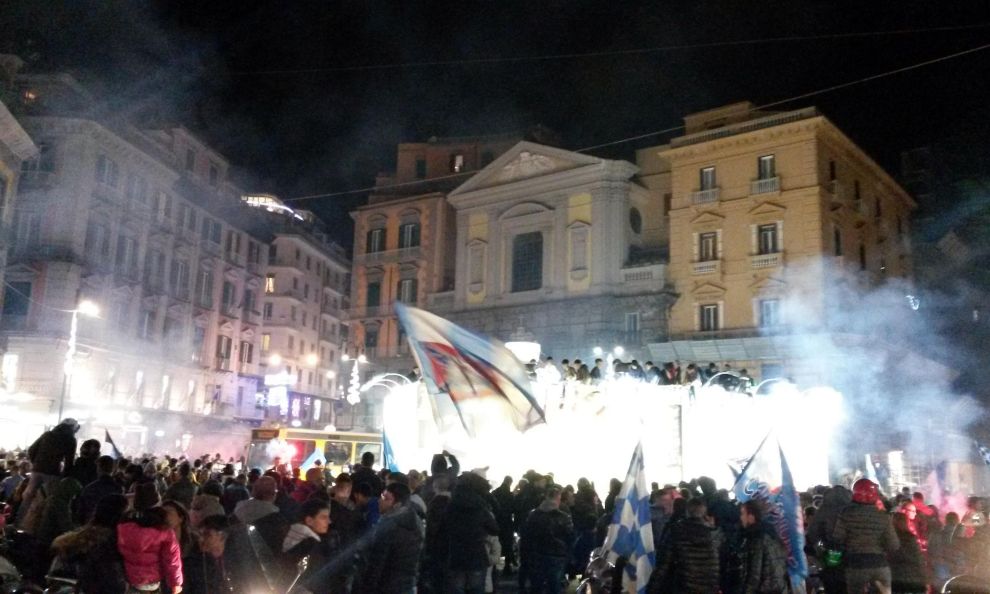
[3, 1, 990, 245]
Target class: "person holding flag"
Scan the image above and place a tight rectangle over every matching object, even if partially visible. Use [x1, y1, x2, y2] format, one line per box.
[602, 442, 656, 594]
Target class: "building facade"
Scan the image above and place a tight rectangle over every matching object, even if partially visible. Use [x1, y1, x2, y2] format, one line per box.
[646, 102, 915, 382]
[439, 141, 674, 360]
[0, 72, 272, 453]
[242, 194, 350, 430]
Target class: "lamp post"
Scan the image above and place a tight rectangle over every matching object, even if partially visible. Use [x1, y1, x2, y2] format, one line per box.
[57, 300, 100, 423]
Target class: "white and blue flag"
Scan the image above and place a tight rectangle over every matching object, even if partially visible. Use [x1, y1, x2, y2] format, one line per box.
[602, 442, 655, 594]
[976, 440, 990, 466]
[733, 434, 808, 593]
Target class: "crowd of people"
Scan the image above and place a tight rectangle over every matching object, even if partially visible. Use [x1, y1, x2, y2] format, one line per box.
[2, 418, 989, 593]
[523, 357, 756, 393]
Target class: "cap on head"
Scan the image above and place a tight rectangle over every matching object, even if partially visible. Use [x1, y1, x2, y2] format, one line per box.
[60, 418, 80, 433]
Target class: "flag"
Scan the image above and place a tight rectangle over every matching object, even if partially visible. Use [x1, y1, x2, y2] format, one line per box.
[602, 442, 655, 594]
[394, 302, 545, 432]
[382, 429, 398, 472]
[733, 434, 808, 592]
[976, 440, 990, 466]
[104, 428, 122, 459]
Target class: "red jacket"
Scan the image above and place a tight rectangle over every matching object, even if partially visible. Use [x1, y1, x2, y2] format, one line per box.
[117, 522, 183, 590]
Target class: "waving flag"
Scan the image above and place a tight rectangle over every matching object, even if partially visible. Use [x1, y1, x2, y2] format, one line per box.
[104, 429, 122, 459]
[382, 429, 399, 472]
[394, 302, 545, 432]
[733, 434, 808, 593]
[602, 442, 655, 594]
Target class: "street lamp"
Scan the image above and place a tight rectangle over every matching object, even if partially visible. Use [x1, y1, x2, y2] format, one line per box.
[57, 300, 100, 423]
[305, 353, 319, 367]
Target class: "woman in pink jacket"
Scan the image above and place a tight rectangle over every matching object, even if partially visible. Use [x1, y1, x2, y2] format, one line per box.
[117, 481, 183, 593]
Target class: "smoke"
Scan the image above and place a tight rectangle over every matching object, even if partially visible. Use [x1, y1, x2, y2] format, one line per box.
[779, 258, 984, 475]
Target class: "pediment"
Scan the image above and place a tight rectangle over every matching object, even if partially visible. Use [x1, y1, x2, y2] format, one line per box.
[241, 327, 255, 340]
[450, 141, 605, 197]
[691, 281, 726, 296]
[168, 302, 189, 317]
[498, 201, 554, 221]
[749, 275, 787, 292]
[690, 211, 726, 225]
[218, 320, 234, 333]
[748, 201, 787, 217]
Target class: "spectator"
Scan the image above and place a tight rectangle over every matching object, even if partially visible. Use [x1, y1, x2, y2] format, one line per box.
[358, 482, 424, 594]
[520, 485, 575, 594]
[51, 493, 129, 594]
[117, 481, 184, 593]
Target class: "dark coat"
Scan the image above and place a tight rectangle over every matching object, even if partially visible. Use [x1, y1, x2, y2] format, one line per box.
[75, 474, 123, 525]
[650, 517, 720, 594]
[51, 524, 127, 594]
[351, 465, 384, 497]
[67, 456, 98, 489]
[521, 502, 575, 560]
[27, 425, 77, 476]
[445, 485, 499, 571]
[182, 544, 230, 594]
[357, 504, 424, 594]
[164, 477, 198, 509]
[889, 530, 928, 591]
[833, 502, 899, 568]
[739, 523, 788, 594]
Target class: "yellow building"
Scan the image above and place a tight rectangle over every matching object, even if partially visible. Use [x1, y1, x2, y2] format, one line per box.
[644, 102, 915, 380]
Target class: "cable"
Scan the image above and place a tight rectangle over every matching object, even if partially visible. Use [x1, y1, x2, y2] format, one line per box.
[281, 39, 990, 203]
[232, 23, 990, 75]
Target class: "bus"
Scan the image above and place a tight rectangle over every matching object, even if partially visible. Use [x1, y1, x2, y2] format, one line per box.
[246, 428, 383, 476]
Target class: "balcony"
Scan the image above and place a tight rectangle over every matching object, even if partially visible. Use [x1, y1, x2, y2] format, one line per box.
[223, 251, 244, 268]
[215, 356, 232, 372]
[242, 309, 261, 325]
[618, 263, 667, 294]
[321, 302, 342, 317]
[750, 252, 783, 269]
[200, 239, 221, 255]
[349, 304, 391, 319]
[246, 261, 263, 276]
[691, 260, 721, 276]
[270, 289, 305, 302]
[220, 305, 240, 319]
[690, 188, 720, 205]
[356, 245, 423, 265]
[750, 177, 780, 195]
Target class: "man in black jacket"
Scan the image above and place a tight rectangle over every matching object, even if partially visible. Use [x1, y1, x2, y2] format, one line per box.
[738, 500, 788, 594]
[446, 473, 500, 593]
[357, 482, 424, 594]
[351, 452, 384, 497]
[649, 498, 720, 594]
[520, 485, 575, 594]
[74, 455, 123, 524]
[18, 418, 79, 527]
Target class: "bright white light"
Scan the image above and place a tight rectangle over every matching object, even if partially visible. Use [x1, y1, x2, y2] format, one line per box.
[77, 300, 100, 317]
[323, 424, 336, 432]
[592, 346, 603, 356]
[505, 341, 541, 363]
[268, 353, 282, 366]
[613, 346, 624, 356]
[154, 430, 165, 438]
[290, 419, 302, 428]
[341, 353, 350, 362]
[305, 353, 319, 366]
[357, 355, 367, 363]
[326, 370, 336, 379]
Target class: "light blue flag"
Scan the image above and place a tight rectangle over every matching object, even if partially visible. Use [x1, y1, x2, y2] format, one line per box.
[733, 435, 808, 592]
[976, 440, 990, 466]
[382, 429, 399, 472]
[602, 442, 655, 594]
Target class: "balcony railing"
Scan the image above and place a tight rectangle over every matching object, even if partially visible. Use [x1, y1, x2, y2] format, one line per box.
[750, 177, 780, 195]
[246, 261, 263, 276]
[690, 188, 720, 205]
[691, 260, 721, 275]
[750, 252, 783, 269]
[215, 356, 232, 372]
[357, 245, 423, 264]
[220, 305, 240, 319]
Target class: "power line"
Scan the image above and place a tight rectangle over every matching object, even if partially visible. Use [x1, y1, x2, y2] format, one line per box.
[282, 41, 990, 203]
[233, 23, 990, 76]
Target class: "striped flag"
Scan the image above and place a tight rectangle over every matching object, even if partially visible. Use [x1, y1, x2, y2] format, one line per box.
[394, 302, 545, 432]
[976, 440, 990, 466]
[733, 434, 808, 593]
[602, 442, 655, 594]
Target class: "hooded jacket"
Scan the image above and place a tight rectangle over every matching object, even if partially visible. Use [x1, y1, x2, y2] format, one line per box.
[521, 499, 575, 560]
[117, 519, 184, 590]
[739, 523, 788, 594]
[52, 524, 127, 594]
[650, 517, 720, 594]
[358, 503, 424, 594]
[27, 424, 77, 476]
[832, 502, 899, 568]
[445, 483, 499, 571]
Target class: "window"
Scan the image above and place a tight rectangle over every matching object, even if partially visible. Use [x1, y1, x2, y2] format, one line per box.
[663, 193, 672, 216]
[243, 290, 256, 313]
[306, 255, 311, 270]
[896, 217, 903, 237]
[221, 281, 236, 310]
[629, 208, 642, 234]
[290, 306, 297, 321]
[125, 174, 148, 206]
[216, 335, 232, 361]
[85, 222, 112, 259]
[302, 312, 307, 327]
[757, 224, 779, 255]
[185, 149, 195, 171]
[828, 160, 837, 181]
[209, 164, 218, 187]
[415, 158, 427, 179]
[833, 227, 843, 257]
[449, 153, 464, 173]
[366, 227, 385, 253]
[115, 235, 138, 276]
[292, 277, 299, 290]
[2, 282, 31, 317]
[399, 223, 420, 249]
[240, 341, 254, 364]
[195, 269, 214, 307]
[366, 281, 381, 307]
[139, 310, 156, 340]
[265, 275, 275, 294]
[94, 154, 119, 187]
[186, 207, 196, 232]
[169, 259, 190, 297]
[698, 232, 718, 262]
[261, 334, 271, 352]
[364, 325, 379, 348]
[859, 244, 867, 271]
[397, 278, 418, 303]
[263, 302, 273, 320]
[511, 232, 543, 292]
[759, 299, 781, 328]
[625, 312, 641, 335]
[854, 180, 861, 201]
[248, 241, 260, 264]
[288, 335, 295, 352]
[874, 198, 882, 219]
[757, 155, 776, 180]
[304, 284, 310, 300]
[700, 304, 720, 332]
[699, 166, 716, 190]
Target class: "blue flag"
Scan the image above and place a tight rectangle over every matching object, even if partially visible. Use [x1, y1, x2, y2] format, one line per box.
[602, 442, 655, 594]
[382, 429, 399, 472]
[733, 435, 808, 591]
